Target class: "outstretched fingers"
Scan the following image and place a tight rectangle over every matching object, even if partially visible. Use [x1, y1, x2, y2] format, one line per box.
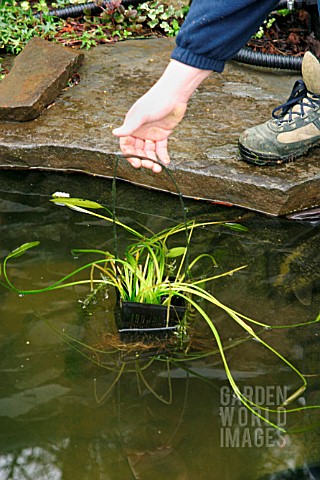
[119, 136, 170, 173]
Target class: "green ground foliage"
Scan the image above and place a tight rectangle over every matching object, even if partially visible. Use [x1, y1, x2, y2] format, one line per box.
[0, 0, 189, 55]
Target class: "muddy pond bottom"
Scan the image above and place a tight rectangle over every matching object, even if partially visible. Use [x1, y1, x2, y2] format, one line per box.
[0, 170, 319, 480]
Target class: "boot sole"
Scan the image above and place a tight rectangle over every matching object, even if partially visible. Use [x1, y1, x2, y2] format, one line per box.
[238, 140, 320, 166]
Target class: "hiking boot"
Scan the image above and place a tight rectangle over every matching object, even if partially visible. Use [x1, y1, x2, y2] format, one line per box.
[238, 51, 320, 166]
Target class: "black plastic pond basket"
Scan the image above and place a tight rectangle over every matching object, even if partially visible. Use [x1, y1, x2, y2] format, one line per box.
[111, 157, 189, 344]
[118, 298, 186, 344]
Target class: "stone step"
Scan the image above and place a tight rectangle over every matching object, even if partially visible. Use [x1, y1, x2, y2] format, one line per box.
[0, 38, 319, 216]
[0, 37, 84, 121]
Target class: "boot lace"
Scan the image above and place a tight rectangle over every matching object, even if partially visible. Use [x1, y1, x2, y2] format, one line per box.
[272, 79, 320, 125]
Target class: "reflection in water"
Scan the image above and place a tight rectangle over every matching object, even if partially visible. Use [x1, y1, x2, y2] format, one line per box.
[0, 442, 66, 480]
[270, 228, 320, 306]
[0, 171, 320, 480]
[259, 463, 320, 479]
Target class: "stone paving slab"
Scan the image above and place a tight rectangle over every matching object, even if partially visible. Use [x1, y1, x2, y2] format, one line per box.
[0, 37, 84, 121]
[0, 37, 319, 216]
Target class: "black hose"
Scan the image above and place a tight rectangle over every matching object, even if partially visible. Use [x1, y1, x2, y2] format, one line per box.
[35, 2, 100, 18]
[232, 48, 303, 71]
[34, 0, 141, 19]
[35, 0, 313, 21]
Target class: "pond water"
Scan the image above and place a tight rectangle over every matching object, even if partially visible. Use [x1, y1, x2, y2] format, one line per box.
[0, 170, 319, 480]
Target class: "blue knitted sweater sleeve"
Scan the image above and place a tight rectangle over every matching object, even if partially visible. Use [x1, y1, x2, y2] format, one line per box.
[171, 0, 280, 72]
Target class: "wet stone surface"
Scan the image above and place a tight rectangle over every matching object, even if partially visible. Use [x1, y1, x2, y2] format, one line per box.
[0, 38, 319, 216]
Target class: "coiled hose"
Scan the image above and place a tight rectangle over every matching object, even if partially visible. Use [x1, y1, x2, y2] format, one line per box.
[232, 49, 303, 71]
[34, 0, 141, 19]
[35, 0, 319, 71]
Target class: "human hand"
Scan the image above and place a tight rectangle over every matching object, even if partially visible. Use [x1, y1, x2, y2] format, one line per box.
[112, 91, 187, 173]
[112, 60, 211, 173]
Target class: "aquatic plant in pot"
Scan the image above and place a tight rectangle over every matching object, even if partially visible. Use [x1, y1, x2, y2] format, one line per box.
[49, 195, 244, 344]
[1, 193, 320, 431]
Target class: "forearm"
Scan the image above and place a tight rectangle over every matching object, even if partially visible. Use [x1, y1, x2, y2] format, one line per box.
[148, 60, 212, 103]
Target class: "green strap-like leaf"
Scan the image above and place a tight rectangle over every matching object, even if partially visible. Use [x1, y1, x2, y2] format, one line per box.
[51, 197, 103, 209]
[6, 241, 40, 260]
[166, 247, 186, 258]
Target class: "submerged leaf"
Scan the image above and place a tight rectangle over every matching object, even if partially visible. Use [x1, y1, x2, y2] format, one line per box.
[224, 223, 248, 232]
[166, 247, 186, 258]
